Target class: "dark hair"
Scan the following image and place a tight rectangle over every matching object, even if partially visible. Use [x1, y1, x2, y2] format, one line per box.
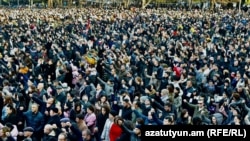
[4, 95, 13, 106]
[101, 105, 110, 114]
[180, 109, 188, 118]
[164, 116, 173, 123]
[114, 116, 123, 125]
[87, 104, 95, 113]
[76, 114, 84, 120]
[136, 118, 145, 125]
[134, 101, 141, 108]
[167, 84, 175, 93]
[74, 102, 82, 111]
[6, 104, 16, 114]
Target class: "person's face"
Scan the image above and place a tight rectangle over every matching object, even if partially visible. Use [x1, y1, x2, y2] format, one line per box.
[61, 122, 66, 128]
[122, 102, 127, 107]
[46, 98, 53, 107]
[37, 83, 43, 89]
[6, 107, 12, 114]
[164, 106, 170, 111]
[101, 107, 106, 115]
[163, 119, 171, 125]
[76, 106, 81, 112]
[198, 101, 204, 108]
[109, 113, 114, 119]
[58, 134, 66, 141]
[76, 117, 79, 123]
[67, 94, 71, 100]
[184, 111, 189, 118]
[44, 126, 50, 134]
[133, 128, 141, 135]
[234, 116, 240, 124]
[31, 105, 38, 113]
[87, 108, 91, 114]
[100, 96, 106, 102]
[212, 117, 217, 123]
[144, 99, 150, 105]
[23, 131, 30, 137]
[97, 84, 101, 90]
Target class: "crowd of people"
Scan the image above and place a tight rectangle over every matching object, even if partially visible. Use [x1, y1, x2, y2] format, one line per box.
[0, 6, 249, 141]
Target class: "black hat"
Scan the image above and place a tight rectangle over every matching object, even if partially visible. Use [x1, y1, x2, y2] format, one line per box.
[51, 107, 58, 113]
[110, 110, 118, 117]
[23, 127, 34, 132]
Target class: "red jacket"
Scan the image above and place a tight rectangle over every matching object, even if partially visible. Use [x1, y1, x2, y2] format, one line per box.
[109, 123, 123, 141]
[173, 66, 182, 78]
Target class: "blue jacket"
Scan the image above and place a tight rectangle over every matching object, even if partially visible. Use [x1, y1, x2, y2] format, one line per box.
[23, 110, 45, 133]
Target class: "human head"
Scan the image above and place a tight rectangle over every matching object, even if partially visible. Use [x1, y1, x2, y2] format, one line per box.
[6, 104, 15, 115]
[44, 124, 53, 134]
[76, 114, 84, 123]
[163, 116, 173, 125]
[23, 127, 34, 137]
[109, 110, 117, 119]
[82, 129, 92, 141]
[58, 133, 67, 141]
[101, 105, 110, 115]
[86, 104, 95, 114]
[31, 103, 39, 113]
[0, 126, 10, 138]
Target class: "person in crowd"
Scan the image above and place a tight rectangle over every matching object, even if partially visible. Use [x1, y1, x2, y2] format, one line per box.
[84, 105, 96, 137]
[42, 124, 57, 141]
[101, 110, 117, 141]
[2, 105, 17, 125]
[94, 105, 110, 141]
[0, 126, 15, 141]
[109, 116, 123, 141]
[82, 129, 94, 141]
[22, 103, 45, 141]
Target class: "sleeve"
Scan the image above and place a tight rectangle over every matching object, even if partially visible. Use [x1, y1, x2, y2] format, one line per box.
[101, 120, 108, 140]
[10, 125, 18, 138]
[133, 110, 147, 121]
[36, 114, 45, 132]
[121, 124, 134, 134]
[152, 112, 163, 125]
[86, 114, 96, 127]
